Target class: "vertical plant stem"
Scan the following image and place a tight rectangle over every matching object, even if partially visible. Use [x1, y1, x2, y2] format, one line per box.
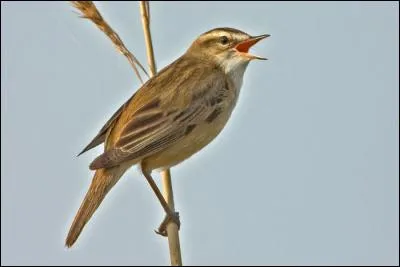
[161, 169, 182, 266]
[139, 1, 156, 76]
[139, 2, 182, 266]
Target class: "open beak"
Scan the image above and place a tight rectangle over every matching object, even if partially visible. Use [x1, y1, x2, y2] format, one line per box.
[234, 34, 270, 60]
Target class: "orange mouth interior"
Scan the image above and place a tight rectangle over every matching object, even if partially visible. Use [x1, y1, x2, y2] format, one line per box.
[235, 39, 259, 53]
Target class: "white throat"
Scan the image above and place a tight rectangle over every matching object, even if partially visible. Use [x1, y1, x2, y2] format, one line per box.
[219, 56, 250, 92]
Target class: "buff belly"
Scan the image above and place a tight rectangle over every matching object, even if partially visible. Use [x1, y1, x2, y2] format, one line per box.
[142, 111, 230, 172]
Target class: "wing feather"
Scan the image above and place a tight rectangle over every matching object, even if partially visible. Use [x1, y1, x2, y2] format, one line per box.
[89, 61, 228, 170]
[77, 93, 137, 156]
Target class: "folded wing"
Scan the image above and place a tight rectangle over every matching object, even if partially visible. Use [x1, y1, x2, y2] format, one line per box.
[89, 61, 227, 170]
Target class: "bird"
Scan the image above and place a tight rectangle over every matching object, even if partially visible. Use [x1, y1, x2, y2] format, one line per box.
[66, 27, 269, 248]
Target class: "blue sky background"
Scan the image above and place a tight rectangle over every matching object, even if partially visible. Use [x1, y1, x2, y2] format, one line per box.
[1, 1, 399, 265]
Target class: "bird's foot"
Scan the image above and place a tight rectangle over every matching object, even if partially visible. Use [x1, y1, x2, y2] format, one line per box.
[155, 211, 180, 237]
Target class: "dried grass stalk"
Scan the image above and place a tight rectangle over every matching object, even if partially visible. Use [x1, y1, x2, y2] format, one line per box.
[139, 1, 156, 76]
[139, 2, 182, 265]
[70, 1, 148, 83]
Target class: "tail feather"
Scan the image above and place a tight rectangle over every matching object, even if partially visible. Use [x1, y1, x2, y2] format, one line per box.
[65, 167, 124, 248]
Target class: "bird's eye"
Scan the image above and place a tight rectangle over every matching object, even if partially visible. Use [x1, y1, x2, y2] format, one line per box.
[220, 36, 229, 45]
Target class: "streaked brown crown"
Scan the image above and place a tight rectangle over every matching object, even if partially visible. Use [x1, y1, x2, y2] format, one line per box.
[186, 27, 251, 60]
[201, 27, 250, 37]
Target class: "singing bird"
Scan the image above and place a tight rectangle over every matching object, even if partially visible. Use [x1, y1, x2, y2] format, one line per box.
[66, 27, 269, 247]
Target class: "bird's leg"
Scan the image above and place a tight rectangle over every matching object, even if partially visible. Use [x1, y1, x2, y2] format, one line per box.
[141, 167, 180, 237]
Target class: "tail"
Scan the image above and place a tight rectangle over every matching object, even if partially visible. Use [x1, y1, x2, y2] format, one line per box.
[65, 167, 125, 248]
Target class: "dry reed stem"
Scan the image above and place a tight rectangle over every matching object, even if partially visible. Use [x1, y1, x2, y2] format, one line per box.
[139, 1, 156, 76]
[70, 1, 148, 83]
[139, 2, 182, 265]
[160, 169, 182, 266]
